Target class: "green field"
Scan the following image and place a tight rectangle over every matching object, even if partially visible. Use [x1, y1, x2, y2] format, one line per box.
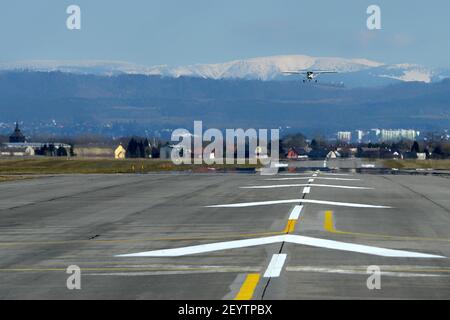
[382, 159, 450, 169]
[0, 158, 259, 175]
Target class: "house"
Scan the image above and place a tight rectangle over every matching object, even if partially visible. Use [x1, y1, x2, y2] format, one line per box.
[417, 152, 427, 160]
[326, 151, 341, 159]
[114, 145, 126, 159]
[286, 148, 299, 159]
[403, 151, 427, 160]
[0, 146, 35, 157]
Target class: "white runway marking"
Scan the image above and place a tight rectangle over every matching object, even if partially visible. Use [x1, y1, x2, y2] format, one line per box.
[206, 199, 392, 209]
[264, 254, 287, 278]
[320, 173, 354, 176]
[85, 266, 261, 277]
[241, 184, 372, 190]
[117, 235, 286, 257]
[285, 266, 444, 278]
[289, 205, 303, 220]
[302, 186, 311, 194]
[116, 234, 444, 259]
[265, 177, 360, 181]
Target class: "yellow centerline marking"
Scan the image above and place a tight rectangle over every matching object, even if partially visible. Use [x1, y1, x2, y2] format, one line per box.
[284, 219, 297, 233]
[324, 211, 336, 232]
[324, 211, 450, 242]
[234, 273, 261, 300]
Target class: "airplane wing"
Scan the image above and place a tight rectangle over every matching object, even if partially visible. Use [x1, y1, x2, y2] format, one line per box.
[312, 71, 338, 74]
[282, 70, 338, 75]
[282, 71, 308, 75]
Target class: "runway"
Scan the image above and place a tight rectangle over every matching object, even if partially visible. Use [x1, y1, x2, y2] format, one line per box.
[0, 166, 450, 299]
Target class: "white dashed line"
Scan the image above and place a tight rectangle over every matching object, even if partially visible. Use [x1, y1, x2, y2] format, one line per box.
[289, 205, 303, 220]
[264, 254, 287, 278]
[285, 266, 444, 278]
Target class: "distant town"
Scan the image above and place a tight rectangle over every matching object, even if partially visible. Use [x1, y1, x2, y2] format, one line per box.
[1, 122, 449, 161]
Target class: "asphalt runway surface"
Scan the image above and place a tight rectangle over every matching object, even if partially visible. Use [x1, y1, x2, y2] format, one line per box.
[1, 161, 450, 299]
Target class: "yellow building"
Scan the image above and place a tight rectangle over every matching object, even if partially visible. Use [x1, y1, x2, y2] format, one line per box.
[114, 145, 126, 159]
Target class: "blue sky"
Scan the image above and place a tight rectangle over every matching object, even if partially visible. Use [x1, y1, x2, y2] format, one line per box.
[0, 0, 449, 67]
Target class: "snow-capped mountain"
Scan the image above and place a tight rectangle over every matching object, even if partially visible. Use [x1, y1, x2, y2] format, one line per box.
[1, 55, 448, 86]
[153, 55, 385, 80]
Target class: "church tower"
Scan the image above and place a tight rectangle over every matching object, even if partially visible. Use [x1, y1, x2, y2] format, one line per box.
[9, 122, 26, 143]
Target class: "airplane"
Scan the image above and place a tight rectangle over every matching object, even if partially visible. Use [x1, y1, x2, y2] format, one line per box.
[283, 70, 338, 83]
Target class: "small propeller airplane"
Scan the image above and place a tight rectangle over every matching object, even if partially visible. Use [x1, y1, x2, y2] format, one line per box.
[283, 70, 338, 83]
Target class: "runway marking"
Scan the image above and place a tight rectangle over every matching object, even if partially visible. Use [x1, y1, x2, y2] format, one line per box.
[117, 235, 286, 257]
[324, 211, 336, 233]
[284, 220, 297, 233]
[0, 266, 262, 274]
[289, 205, 303, 220]
[116, 234, 444, 258]
[265, 177, 360, 181]
[324, 211, 450, 242]
[0, 231, 286, 247]
[241, 184, 372, 190]
[264, 254, 287, 278]
[206, 199, 392, 209]
[285, 266, 446, 278]
[302, 186, 311, 194]
[279, 173, 353, 176]
[234, 273, 261, 300]
[319, 173, 354, 176]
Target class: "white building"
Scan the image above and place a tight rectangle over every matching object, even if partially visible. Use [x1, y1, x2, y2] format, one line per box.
[380, 129, 417, 142]
[337, 131, 351, 143]
[355, 130, 365, 142]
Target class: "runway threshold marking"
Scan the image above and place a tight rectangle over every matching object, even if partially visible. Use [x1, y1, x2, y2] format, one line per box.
[234, 273, 261, 300]
[324, 211, 450, 242]
[264, 254, 287, 278]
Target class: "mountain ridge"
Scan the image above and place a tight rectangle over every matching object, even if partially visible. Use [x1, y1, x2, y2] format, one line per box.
[0, 71, 449, 137]
[1, 55, 449, 87]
